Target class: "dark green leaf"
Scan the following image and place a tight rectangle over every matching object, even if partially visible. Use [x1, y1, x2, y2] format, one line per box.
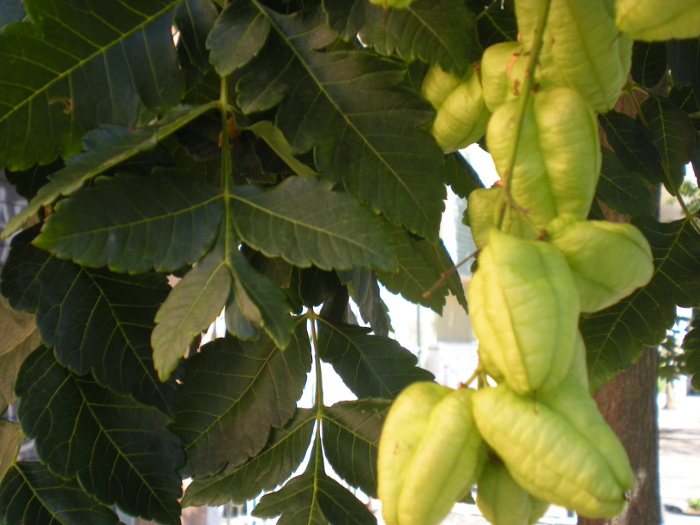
[683, 321, 700, 390]
[152, 235, 232, 381]
[599, 110, 664, 186]
[631, 41, 667, 89]
[324, 0, 367, 40]
[34, 170, 223, 273]
[444, 152, 483, 199]
[597, 149, 654, 216]
[582, 218, 700, 390]
[5, 158, 61, 200]
[0, 420, 21, 481]
[0, 0, 184, 171]
[175, 0, 219, 73]
[230, 176, 396, 271]
[357, 0, 481, 77]
[207, 0, 270, 74]
[376, 224, 464, 314]
[1, 227, 177, 415]
[475, 0, 517, 48]
[322, 398, 390, 498]
[667, 39, 700, 91]
[642, 94, 696, 195]
[3, 103, 218, 238]
[182, 409, 315, 507]
[224, 4, 447, 239]
[0, 462, 121, 525]
[252, 441, 377, 525]
[172, 323, 311, 477]
[227, 246, 294, 348]
[16, 347, 184, 524]
[246, 121, 319, 179]
[317, 319, 433, 398]
[338, 269, 392, 337]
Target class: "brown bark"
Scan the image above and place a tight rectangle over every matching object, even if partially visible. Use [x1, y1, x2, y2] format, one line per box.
[578, 346, 661, 525]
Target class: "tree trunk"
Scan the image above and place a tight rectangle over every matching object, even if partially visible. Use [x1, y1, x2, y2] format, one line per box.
[578, 346, 661, 525]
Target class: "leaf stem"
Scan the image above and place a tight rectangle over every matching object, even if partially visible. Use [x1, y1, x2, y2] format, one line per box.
[309, 317, 325, 416]
[422, 248, 479, 300]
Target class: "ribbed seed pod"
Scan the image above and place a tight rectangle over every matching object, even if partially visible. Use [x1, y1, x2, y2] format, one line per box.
[472, 382, 633, 518]
[615, 0, 700, 41]
[378, 383, 486, 525]
[480, 42, 544, 112]
[476, 458, 549, 525]
[466, 186, 531, 250]
[546, 215, 654, 312]
[515, 0, 632, 112]
[486, 87, 600, 230]
[378, 382, 452, 525]
[421, 65, 490, 153]
[468, 229, 580, 394]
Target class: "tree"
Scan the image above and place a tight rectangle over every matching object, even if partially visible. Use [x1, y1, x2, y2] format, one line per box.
[0, 0, 698, 524]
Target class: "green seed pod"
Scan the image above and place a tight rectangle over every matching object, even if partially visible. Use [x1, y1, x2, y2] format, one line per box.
[487, 87, 601, 230]
[476, 458, 549, 525]
[568, 331, 590, 391]
[515, 0, 632, 112]
[472, 382, 633, 519]
[547, 216, 654, 313]
[466, 187, 530, 250]
[615, 0, 700, 41]
[397, 387, 487, 525]
[468, 229, 580, 394]
[378, 382, 453, 525]
[422, 66, 491, 153]
[480, 42, 544, 112]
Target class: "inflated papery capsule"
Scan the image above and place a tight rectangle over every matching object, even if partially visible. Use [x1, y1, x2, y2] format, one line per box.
[476, 458, 550, 525]
[378, 383, 487, 525]
[615, 0, 700, 41]
[480, 42, 545, 112]
[378, 382, 452, 525]
[472, 381, 633, 518]
[515, 0, 632, 112]
[468, 229, 580, 394]
[546, 215, 654, 312]
[421, 65, 491, 153]
[486, 87, 600, 230]
[466, 187, 531, 250]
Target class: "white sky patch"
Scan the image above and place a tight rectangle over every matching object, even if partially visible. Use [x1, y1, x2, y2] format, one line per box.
[461, 143, 499, 187]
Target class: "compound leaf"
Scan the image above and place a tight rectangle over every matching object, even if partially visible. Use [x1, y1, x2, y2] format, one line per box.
[15, 347, 184, 525]
[34, 169, 223, 273]
[171, 323, 311, 478]
[0, 462, 121, 525]
[182, 409, 315, 507]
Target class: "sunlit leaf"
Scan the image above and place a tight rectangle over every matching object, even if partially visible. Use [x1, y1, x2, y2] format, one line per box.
[0, 420, 21, 482]
[152, 236, 232, 381]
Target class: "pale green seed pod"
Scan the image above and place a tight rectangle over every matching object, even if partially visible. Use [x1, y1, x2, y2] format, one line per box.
[472, 382, 633, 519]
[486, 87, 601, 230]
[466, 187, 531, 250]
[476, 458, 549, 525]
[547, 215, 654, 313]
[468, 229, 580, 394]
[568, 331, 590, 391]
[378, 382, 452, 525]
[480, 42, 545, 112]
[515, 0, 632, 112]
[422, 66, 491, 153]
[397, 387, 487, 525]
[615, 0, 700, 41]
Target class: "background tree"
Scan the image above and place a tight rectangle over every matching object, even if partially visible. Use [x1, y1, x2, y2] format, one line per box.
[0, 1, 697, 524]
